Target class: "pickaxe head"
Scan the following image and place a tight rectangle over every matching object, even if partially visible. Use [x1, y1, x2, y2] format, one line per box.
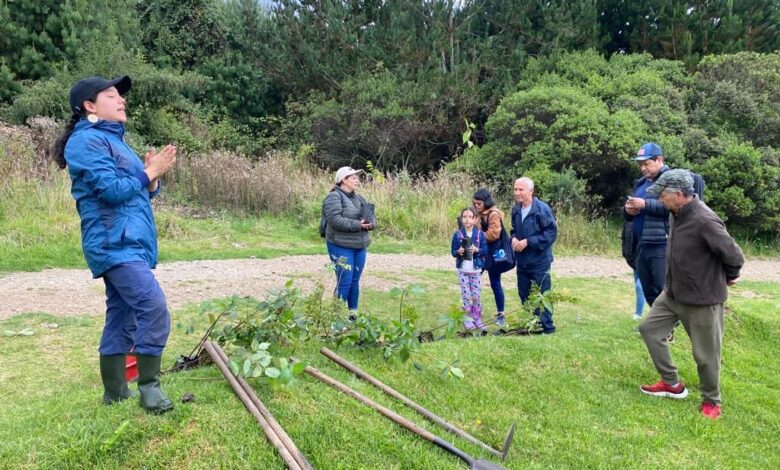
[500, 422, 516, 461]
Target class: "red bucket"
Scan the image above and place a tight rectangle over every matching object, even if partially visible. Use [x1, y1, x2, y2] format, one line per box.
[125, 355, 138, 382]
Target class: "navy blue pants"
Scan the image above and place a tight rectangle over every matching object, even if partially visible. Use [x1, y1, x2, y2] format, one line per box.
[635, 244, 666, 306]
[516, 267, 555, 333]
[326, 242, 367, 310]
[486, 268, 505, 313]
[99, 261, 170, 356]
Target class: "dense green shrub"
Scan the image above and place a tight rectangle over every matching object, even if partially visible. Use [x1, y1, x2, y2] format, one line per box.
[518, 51, 690, 141]
[523, 164, 602, 213]
[297, 69, 466, 172]
[132, 107, 205, 153]
[456, 84, 645, 208]
[2, 79, 72, 124]
[690, 52, 780, 149]
[455, 49, 780, 234]
[693, 140, 780, 232]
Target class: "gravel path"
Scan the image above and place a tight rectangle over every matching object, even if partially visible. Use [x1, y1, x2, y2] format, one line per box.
[1, 255, 777, 320]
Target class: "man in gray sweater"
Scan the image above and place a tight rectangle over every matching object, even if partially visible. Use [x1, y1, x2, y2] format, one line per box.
[637, 170, 745, 420]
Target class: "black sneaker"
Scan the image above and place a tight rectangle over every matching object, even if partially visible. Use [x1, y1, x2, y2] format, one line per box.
[348, 313, 357, 322]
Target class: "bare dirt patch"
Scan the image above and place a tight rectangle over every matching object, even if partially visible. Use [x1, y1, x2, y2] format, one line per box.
[1, 255, 777, 319]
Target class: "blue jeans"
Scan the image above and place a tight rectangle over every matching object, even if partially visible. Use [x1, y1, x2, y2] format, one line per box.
[487, 268, 505, 313]
[634, 270, 646, 317]
[635, 244, 666, 306]
[326, 242, 367, 310]
[516, 267, 555, 333]
[100, 261, 170, 356]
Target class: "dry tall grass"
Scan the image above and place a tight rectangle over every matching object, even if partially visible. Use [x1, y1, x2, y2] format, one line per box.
[1, 119, 80, 261]
[165, 150, 330, 215]
[165, 149, 476, 240]
[359, 172, 473, 239]
[0, 117, 60, 184]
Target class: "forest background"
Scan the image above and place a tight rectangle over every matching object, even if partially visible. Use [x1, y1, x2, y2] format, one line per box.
[1, 0, 779, 253]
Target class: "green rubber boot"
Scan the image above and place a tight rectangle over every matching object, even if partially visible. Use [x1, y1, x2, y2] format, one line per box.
[136, 354, 174, 414]
[100, 354, 135, 405]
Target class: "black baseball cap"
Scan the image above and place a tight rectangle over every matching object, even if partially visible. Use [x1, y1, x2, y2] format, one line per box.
[69, 76, 132, 114]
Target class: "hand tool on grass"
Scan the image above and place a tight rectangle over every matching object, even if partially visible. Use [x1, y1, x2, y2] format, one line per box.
[204, 341, 313, 470]
[301, 361, 507, 470]
[320, 347, 514, 460]
[165, 310, 228, 374]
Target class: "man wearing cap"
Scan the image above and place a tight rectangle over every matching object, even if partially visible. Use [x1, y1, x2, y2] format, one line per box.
[637, 169, 744, 419]
[624, 143, 704, 309]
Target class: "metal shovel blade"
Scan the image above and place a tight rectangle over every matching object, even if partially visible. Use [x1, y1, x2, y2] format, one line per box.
[472, 459, 509, 470]
[501, 423, 516, 460]
[435, 437, 509, 470]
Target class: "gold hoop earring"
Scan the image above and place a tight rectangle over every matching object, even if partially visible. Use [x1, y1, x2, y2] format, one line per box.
[87, 114, 99, 123]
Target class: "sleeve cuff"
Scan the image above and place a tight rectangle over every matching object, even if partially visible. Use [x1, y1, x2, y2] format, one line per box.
[149, 180, 162, 198]
[135, 171, 151, 188]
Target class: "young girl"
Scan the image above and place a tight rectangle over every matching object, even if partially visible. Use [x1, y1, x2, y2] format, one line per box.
[450, 207, 489, 330]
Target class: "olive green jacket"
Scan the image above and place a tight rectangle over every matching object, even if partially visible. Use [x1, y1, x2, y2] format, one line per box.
[665, 197, 744, 305]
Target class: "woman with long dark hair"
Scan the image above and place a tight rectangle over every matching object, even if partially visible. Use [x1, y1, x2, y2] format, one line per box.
[54, 75, 177, 413]
[472, 188, 508, 325]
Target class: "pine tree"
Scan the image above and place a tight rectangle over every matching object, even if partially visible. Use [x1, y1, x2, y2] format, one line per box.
[0, 0, 141, 102]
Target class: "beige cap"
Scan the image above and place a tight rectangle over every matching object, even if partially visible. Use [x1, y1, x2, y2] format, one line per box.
[334, 166, 364, 184]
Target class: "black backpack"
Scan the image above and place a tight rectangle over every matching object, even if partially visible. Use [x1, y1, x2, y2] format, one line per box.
[319, 209, 328, 238]
[621, 220, 638, 269]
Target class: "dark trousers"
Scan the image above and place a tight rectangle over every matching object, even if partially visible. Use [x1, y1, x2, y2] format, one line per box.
[486, 268, 505, 313]
[635, 243, 666, 306]
[100, 261, 170, 356]
[516, 267, 555, 333]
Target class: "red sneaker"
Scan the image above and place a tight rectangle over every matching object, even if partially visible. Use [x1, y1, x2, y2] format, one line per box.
[701, 402, 721, 419]
[640, 380, 688, 399]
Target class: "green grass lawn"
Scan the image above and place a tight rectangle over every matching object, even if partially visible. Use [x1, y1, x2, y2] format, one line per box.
[0, 207, 445, 274]
[1, 274, 778, 469]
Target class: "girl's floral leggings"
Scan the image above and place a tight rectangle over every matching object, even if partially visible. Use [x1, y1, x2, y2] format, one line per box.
[458, 271, 483, 328]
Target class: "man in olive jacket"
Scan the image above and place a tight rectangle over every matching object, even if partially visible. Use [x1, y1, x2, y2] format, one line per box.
[637, 170, 745, 420]
[624, 142, 705, 307]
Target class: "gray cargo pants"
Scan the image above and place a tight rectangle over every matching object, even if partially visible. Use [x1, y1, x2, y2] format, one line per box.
[638, 291, 725, 404]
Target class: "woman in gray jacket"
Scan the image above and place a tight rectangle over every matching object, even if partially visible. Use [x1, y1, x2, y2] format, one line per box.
[322, 167, 376, 317]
